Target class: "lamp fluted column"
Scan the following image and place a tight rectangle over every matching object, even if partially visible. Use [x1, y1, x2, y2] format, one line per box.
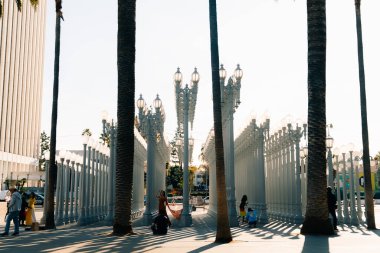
[342, 153, 350, 224]
[56, 159, 65, 226]
[105, 126, 116, 225]
[327, 148, 334, 187]
[78, 144, 88, 225]
[349, 151, 359, 226]
[40, 160, 49, 224]
[180, 88, 192, 226]
[143, 118, 155, 225]
[64, 159, 70, 224]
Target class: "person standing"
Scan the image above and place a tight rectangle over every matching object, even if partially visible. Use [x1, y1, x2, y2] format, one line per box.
[1, 186, 22, 236]
[327, 186, 338, 231]
[239, 195, 248, 223]
[25, 192, 37, 226]
[157, 190, 171, 227]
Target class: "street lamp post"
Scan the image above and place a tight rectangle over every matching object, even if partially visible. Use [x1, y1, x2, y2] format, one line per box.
[333, 147, 343, 225]
[174, 67, 199, 227]
[326, 124, 334, 188]
[341, 147, 350, 224]
[101, 112, 117, 225]
[137, 94, 165, 225]
[287, 121, 307, 223]
[252, 117, 270, 224]
[219, 64, 242, 227]
[354, 154, 363, 222]
[348, 144, 359, 226]
[78, 133, 90, 226]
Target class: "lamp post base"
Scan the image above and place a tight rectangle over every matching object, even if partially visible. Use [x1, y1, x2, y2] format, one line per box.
[143, 213, 153, 226]
[179, 213, 192, 227]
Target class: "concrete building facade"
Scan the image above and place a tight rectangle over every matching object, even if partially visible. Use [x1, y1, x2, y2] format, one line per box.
[0, 0, 46, 189]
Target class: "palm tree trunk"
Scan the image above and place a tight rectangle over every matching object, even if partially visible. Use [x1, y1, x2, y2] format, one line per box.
[112, 0, 136, 235]
[45, 0, 63, 229]
[301, 0, 334, 235]
[208, 0, 232, 243]
[354, 0, 376, 229]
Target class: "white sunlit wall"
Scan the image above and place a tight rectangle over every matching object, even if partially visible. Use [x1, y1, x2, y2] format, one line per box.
[202, 129, 217, 215]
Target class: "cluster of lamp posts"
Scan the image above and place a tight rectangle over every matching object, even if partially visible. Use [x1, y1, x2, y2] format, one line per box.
[42, 64, 368, 228]
[205, 115, 368, 226]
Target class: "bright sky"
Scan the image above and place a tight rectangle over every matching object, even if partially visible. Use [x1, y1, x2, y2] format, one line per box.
[41, 0, 380, 163]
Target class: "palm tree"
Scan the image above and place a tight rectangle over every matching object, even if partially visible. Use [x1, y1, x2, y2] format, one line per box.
[208, 0, 232, 243]
[300, 0, 334, 235]
[0, 0, 38, 18]
[354, 0, 376, 229]
[112, 0, 136, 235]
[45, 0, 64, 230]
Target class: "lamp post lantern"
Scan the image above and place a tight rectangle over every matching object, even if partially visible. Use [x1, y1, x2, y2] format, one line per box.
[174, 67, 199, 227]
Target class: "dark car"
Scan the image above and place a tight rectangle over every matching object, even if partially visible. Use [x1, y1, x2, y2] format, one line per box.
[35, 193, 44, 206]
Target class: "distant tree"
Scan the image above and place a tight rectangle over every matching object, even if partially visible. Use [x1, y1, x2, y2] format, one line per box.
[39, 131, 50, 171]
[82, 128, 92, 137]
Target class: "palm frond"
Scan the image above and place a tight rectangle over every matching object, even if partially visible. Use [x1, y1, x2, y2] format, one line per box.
[0, 0, 3, 18]
[30, 0, 38, 10]
[16, 0, 23, 12]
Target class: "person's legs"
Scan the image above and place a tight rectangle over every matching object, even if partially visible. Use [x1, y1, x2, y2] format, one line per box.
[13, 211, 20, 234]
[331, 211, 338, 229]
[3, 212, 13, 235]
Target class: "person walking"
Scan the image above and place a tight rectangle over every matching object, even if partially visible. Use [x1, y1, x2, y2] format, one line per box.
[1, 186, 22, 236]
[327, 186, 338, 231]
[25, 192, 37, 227]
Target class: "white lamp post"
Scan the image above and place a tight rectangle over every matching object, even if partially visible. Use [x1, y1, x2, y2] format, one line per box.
[287, 120, 307, 223]
[251, 116, 270, 224]
[333, 147, 343, 225]
[326, 124, 334, 188]
[78, 134, 90, 225]
[353, 153, 363, 221]
[347, 143, 359, 226]
[340, 146, 350, 224]
[137, 94, 165, 225]
[219, 64, 242, 227]
[174, 67, 199, 227]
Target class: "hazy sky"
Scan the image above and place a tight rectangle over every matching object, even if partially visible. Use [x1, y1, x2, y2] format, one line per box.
[41, 0, 380, 163]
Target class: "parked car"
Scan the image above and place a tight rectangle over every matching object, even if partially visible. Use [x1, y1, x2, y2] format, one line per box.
[0, 190, 9, 201]
[34, 193, 44, 206]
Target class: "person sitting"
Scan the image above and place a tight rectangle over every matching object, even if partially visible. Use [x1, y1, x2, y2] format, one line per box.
[246, 207, 257, 228]
[151, 214, 170, 235]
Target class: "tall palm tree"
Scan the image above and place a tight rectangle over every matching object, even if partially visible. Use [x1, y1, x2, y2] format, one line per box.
[300, 0, 334, 235]
[208, 0, 232, 243]
[354, 0, 376, 229]
[112, 0, 136, 235]
[45, 0, 64, 230]
[0, 0, 38, 18]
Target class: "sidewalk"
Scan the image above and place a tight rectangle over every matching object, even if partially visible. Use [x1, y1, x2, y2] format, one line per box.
[0, 202, 379, 253]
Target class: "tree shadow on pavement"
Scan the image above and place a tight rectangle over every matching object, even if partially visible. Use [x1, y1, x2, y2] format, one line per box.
[301, 235, 330, 253]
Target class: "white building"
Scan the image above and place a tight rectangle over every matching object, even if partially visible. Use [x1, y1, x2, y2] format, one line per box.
[0, 0, 47, 189]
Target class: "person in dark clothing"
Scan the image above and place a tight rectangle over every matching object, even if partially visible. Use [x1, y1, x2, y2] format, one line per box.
[327, 186, 338, 230]
[151, 214, 170, 235]
[19, 192, 28, 226]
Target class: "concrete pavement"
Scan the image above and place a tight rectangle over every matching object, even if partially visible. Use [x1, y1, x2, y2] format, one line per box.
[0, 202, 379, 253]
